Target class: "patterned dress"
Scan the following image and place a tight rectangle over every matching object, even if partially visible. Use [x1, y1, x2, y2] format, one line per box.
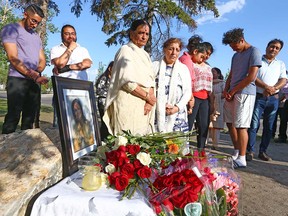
[155, 66, 189, 132]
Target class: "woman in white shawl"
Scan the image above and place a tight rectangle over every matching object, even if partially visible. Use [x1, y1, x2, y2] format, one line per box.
[154, 38, 192, 132]
[103, 19, 156, 136]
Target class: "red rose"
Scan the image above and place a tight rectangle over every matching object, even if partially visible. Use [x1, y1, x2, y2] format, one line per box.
[108, 171, 121, 185]
[170, 188, 188, 209]
[105, 150, 120, 168]
[137, 166, 152, 179]
[126, 144, 141, 155]
[152, 176, 166, 190]
[162, 199, 174, 211]
[117, 145, 126, 152]
[116, 148, 130, 167]
[133, 159, 143, 169]
[120, 163, 135, 179]
[114, 175, 129, 191]
[185, 187, 200, 203]
[150, 200, 162, 214]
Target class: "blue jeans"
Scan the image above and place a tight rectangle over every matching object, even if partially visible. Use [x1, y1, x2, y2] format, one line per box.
[247, 93, 279, 153]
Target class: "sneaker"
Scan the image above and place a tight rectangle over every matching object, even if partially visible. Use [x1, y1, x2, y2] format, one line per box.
[246, 152, 254, 161]
[233, 159, 247, 169]
[258, 152, 272, 161]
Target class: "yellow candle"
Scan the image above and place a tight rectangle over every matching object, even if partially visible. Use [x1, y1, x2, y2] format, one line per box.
[82, 166, 102, 191]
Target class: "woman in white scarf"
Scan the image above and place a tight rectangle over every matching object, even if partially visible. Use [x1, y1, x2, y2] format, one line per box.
[103, 20, 156, 136]
[154, 38, 192, 132]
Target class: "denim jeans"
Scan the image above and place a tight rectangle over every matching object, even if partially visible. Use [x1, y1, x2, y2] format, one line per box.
[247, 93, 279, 153]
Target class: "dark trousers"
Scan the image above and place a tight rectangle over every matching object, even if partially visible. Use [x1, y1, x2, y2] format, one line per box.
[98, 104, 109, 141]
[278, 100, 288, 140]
[2, 76, 40, 134]
[188, 97, 210, 149]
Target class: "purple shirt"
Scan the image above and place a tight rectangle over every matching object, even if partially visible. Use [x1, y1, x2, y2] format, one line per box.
[0, 23, 43, 78]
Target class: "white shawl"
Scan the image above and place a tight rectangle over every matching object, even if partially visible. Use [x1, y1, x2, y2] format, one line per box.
[104, 42, 154, 110]
[103, 42, 155, 135]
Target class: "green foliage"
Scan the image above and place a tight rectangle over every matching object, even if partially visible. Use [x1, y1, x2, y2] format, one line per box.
[70, 0, 219, 55]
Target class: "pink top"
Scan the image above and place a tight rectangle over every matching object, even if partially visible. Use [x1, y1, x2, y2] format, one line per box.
[179, 52, 195, 88]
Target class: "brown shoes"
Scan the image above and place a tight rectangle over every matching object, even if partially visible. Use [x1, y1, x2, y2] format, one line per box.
[246, 152, 254, 161]
[258, 152, 272, 161]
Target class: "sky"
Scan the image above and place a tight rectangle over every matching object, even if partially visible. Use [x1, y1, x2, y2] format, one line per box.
[40, 0, 288, 82]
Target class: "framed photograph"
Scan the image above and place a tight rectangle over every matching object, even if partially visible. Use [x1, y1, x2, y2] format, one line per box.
[52, 76, 101, 177]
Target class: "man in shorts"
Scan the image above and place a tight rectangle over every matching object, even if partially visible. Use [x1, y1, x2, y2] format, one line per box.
[222, 28, 262, 168]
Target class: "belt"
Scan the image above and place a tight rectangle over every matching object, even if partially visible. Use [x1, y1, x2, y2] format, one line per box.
[256, 92, 279, 97]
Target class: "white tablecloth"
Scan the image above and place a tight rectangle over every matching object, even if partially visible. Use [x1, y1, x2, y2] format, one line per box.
[31, 171, 156, 216]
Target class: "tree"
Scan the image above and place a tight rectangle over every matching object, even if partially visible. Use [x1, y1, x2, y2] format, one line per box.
[70, 0, 219, 58]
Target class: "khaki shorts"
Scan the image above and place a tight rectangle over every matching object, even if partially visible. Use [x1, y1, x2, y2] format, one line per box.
[224, 94, 255, 128]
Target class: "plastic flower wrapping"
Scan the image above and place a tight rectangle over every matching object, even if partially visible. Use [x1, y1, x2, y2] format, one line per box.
[86, 130, 241, 216]
[93, 130, 191, 199]
[148, 149, 242, 216]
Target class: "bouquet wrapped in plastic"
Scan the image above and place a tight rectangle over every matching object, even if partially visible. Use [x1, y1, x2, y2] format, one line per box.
[148, 149, 242, 216]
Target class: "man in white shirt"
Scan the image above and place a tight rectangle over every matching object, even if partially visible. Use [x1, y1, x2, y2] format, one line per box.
[247, 39, 287, 161]
[50, 24, 92, 127]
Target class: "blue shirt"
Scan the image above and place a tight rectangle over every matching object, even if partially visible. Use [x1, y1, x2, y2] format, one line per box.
[230, 46, 262, 95]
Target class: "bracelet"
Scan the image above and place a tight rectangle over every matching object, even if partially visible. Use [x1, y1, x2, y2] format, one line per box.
[66, 48, 73, 53]
[58, 65, 71, 73]
[34, 76, 40, 82]
[144, 92, 149, 101]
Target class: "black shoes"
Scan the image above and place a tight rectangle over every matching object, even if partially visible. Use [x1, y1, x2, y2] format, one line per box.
[258, 152, 272, 161]
[274, 138, 287, 143]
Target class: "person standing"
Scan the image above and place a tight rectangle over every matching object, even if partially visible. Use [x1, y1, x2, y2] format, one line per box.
[153, 38, 192, 133]
[179, 36, 211, 150]
[50, 24, 93, 127]
[95, 61, 114, 140]
[103, 19, 156, 136]
[222, 28, 262, 168]
[1, 4, 48, 134]
[247, 39, 286, 161]
[209, 67, 225, 150]
[276, 80, 288, 143]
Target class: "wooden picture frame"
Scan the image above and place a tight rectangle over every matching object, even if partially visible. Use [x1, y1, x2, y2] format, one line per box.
[52, 76, 101, 177]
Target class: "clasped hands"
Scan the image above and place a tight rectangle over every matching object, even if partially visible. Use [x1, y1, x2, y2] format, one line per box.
[27, 69, 49, 84]
[165, 104, 179, 116]
[144, 92, 156, 115]
[263, 85, 277, 96]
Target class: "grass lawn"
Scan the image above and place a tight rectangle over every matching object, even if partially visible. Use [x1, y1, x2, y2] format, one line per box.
[0, 98, 53, 132]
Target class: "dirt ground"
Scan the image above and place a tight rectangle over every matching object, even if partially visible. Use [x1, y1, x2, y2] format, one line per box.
[39, 116, 288, 216]
[208, 131, 288, 216]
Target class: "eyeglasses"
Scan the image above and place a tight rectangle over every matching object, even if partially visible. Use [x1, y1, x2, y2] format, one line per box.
[27, 15, 41, 26]
[63, 32, 76, 36]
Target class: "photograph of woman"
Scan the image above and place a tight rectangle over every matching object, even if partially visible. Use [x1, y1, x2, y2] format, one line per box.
[71, 98, 94, 152]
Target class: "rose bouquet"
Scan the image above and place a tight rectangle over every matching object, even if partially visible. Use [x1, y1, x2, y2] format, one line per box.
[94, 130, 191, 199]
[148, 150, 241, 216]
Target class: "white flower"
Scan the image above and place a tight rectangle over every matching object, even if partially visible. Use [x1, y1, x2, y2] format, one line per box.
[100, 173, 109, 187]
[136, 152, 152, 166]
[115, 135, 128, 146]
[105, 163, 116, 174]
